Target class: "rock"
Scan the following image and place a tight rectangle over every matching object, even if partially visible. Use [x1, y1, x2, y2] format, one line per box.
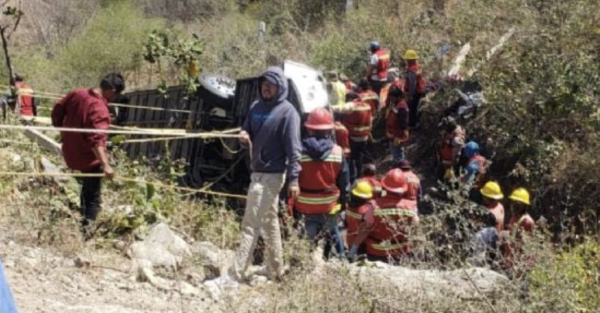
[191, 241, 234, 279]
[344, 262, 509, 305]
[74, 256, 91, 268]
[128, 223, 191, 270]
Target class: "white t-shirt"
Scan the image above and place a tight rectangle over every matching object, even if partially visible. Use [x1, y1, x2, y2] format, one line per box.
[370, 54, 382, 81]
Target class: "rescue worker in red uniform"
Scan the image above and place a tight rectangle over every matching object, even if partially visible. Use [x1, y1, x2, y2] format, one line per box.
[479, 181, 505, 232]
[438, 117, 465, 180]
[334, 116, 351, 159]
[14, 74, 37, 116]
[398, 160, 421, 211]
[386, 86, 409, 163]
[357, 78, 380, 118]
[345, 181, 376, 260]
[462, 141, 490, 202]
[403, 50, 426, 128]
[502, 188, 535, 274]
[357, 163, 382, 198]
[351, 169, 419, 263]
[366, 41, 390, 95]
[334, 92, 373, 182]
[295, 108, 350, 258]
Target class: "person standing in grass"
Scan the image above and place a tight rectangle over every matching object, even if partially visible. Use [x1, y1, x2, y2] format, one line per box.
[229, 66, 302, 282]
[51, 73, 125, 233]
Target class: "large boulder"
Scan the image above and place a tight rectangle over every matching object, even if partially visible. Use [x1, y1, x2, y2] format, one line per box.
[128, 223, 192, 270]
[191, 241, 234, 279]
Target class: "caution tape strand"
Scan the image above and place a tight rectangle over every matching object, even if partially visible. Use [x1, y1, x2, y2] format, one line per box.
[0, 124, 241, 139]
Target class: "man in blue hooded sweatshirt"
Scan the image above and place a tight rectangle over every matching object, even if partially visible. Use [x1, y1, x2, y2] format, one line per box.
[1, 256, 19, 313]
[229, 67, 302, 282]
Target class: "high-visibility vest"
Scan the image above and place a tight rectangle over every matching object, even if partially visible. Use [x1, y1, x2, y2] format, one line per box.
[367, 195, 417, 257]
[343, 100, 372, 138]
[374, 49, 390, 80]
[359, 90, 380, 116]
[357, 176, 382, 198]
[403, 170, 421, 202]
[346, 201, 375, 246]
[330, 81, 347, 107]
[403, 63, 426, 95]
[334, 122, 351, 157]
[386, 99, 409, 142]
[16, 81, 34, 116]
[296, 145, 344, 215]
[440, 127, 465, 164]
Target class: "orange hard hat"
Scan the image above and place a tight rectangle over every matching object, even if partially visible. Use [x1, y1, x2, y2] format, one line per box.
[381, 169, 407, 194]
[305, 108, 335, 130]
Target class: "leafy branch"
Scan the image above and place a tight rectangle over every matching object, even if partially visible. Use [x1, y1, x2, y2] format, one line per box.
[143, 30, 204, 95]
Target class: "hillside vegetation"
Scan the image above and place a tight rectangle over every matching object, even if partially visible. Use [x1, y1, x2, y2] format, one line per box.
[0, 0, 598, 312]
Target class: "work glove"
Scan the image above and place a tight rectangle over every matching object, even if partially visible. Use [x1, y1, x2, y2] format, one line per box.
[393, 137, 403, 146]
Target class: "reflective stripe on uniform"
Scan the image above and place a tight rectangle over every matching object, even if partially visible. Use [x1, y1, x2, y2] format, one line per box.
[300, 154, 343, 163]
[352, 106, 372, 112]
[346, 210, 363, 220]
[297, 194, 340, 205]
[371, 241, 406, 251]
[18, 88, 34, 96]
[353, 126, 371, 132]
[374, 208, 415, 217]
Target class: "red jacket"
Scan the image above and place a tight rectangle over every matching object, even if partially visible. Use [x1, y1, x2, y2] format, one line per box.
[403, 170, 421, 202]
[334, 122, 351, 157]
[359, 90, 380, 116]
[367, 195, 417, 257]
[386, 99, 409, 142]
[346, 201, 375, 246]
[374, 49, 390, 80]
[296, 145, 344, 214]
[16, 81, 35, 116]
[51, 89, 110, 172]
[343, 99, 372, 139]
[404, 63, 426, 95]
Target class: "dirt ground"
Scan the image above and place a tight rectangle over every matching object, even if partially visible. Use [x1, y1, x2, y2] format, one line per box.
[0, 233, 219, 313]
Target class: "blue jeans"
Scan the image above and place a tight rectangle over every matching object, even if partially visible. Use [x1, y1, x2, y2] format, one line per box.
[390, 141, 405, 162]
[0, 257, 18, 313]
[303, 214, 345, 258]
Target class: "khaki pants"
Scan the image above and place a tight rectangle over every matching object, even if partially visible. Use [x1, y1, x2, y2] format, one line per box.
[229, 172, 285, 281]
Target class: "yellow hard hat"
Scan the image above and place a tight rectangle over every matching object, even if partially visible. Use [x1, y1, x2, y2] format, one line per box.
[352, 181, 373, 199]
[403, 49, 419, 60]
[509, 188, 531, 205]
[480, 181, 504, 200]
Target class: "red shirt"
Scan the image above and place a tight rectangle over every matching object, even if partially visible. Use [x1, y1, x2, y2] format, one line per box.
[487, 201, 505, 231]
[51, 89, 110, 172]
[16, 81, 34, 116]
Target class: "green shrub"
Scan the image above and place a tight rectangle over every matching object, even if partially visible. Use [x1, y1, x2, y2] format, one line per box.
[57, 0, 163, 88]
[528, 239, 600, 313]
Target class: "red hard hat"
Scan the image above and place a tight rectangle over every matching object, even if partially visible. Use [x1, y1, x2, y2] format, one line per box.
[304, 108, 334, 130]
[381, 169, 407, 194]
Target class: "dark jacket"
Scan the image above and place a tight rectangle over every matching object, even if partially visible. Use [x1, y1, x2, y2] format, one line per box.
[242, 67, 302, 185]
[51, 89, 110, 172]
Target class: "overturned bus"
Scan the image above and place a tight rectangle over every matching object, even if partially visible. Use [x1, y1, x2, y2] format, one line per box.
[118, 61, 329, 196]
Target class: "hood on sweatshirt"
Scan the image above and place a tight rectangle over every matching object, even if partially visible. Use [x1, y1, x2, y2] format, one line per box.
[302, 137, 334, 161]
[259, 66, 289, 106]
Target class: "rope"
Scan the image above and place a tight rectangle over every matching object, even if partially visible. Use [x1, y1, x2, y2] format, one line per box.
[199, 156, 244, 191]
[0, 88, 194, 114]
[0, 124, 242, 139]
[122, 128, 242, 144]
[0, 171, 247, 200]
